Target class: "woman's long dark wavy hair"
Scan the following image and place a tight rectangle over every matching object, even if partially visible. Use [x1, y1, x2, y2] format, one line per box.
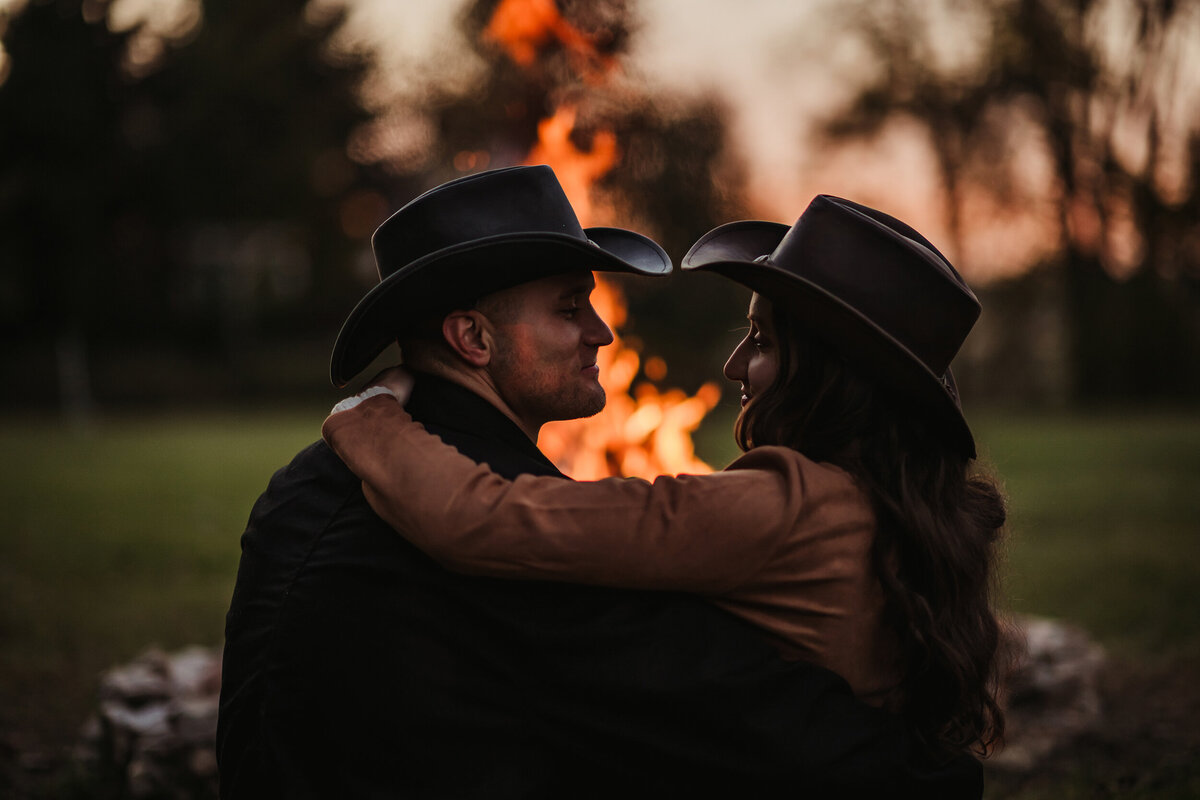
[734, 303, 1008, 757]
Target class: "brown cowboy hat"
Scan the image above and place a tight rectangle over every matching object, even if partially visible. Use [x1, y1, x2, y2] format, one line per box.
[682, 194, 979, 458]
[330, 165, 671, 387]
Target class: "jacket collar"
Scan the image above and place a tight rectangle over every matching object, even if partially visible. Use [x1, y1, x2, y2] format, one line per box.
[405, 371, 565, 479]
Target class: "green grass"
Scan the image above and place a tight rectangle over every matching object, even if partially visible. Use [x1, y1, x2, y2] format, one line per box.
[2, 406, 1199, 787]
[0, 408, 328, 752]
[972, 410, 1200, 657]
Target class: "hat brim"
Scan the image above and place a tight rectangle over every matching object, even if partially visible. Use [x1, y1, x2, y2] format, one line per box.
[684, 221, 976, 458]
[331, 228, 669, 387]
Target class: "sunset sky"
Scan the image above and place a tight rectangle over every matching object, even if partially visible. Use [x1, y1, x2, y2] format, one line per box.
[3, 0, 1196, 282]
[320, 0, 1024, 277]
[322, 0, 1199, 282]
[0, 0, 1041, 279]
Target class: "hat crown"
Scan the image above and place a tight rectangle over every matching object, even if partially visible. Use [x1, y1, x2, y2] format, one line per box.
[770, 196, 979, 376]
[331, 165, 670, 388]
[371, 165, 588, 281]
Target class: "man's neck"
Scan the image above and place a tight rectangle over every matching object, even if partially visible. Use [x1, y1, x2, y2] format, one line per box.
[414, 361, 541, 443]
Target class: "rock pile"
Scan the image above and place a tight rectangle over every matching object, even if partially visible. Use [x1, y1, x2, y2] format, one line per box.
[991, 615, 1107, 770]
[76, 645, 221, 799]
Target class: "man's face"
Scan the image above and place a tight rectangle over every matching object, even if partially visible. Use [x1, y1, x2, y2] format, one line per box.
[481, 271, 615, 431]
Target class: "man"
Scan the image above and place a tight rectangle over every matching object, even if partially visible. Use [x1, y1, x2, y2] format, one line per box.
[217, 165, 981, 797]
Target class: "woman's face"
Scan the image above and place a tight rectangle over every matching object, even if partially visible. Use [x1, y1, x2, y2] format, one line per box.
[723, 293, 780, 409]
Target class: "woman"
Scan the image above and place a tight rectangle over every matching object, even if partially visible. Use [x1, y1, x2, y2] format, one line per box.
[322, 195, 1007, 757]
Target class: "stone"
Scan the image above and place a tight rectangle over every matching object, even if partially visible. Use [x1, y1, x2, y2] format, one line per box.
[991, 615, 1107, 771]
[77, 646, 222, 799]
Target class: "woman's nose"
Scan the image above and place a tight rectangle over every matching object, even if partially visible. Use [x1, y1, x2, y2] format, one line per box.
[723, 339, 747, 383]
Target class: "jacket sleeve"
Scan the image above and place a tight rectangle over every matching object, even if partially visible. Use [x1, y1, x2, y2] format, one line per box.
[322, 394, 817, 595]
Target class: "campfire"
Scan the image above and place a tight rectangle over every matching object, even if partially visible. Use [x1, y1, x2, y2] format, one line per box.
[481, 0, 721, 480]
[537, 279, 721, 480]
[482, 0, 616, 80]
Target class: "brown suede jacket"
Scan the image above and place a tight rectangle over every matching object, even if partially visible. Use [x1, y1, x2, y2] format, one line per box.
[322, 394, 901, 704]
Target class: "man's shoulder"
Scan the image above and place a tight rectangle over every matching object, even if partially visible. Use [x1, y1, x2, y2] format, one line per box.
[274, 437, 352, 482]
[239, 439, 368, 554]
[256, 438, 356, 504]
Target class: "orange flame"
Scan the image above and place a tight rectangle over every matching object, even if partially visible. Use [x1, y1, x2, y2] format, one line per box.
[528, 128, 720, 478]
[482, 0, 616, 79]
[484, 0, 719, 479]
[538, 280, 722, 479]
[525, 105, 617, 225]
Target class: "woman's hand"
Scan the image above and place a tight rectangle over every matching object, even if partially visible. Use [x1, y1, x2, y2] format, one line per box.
[366, 366, 415, 405]
[328, 367, 414, 417]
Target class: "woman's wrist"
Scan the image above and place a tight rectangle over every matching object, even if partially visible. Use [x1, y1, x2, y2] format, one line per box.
[329, 385, 398, 416]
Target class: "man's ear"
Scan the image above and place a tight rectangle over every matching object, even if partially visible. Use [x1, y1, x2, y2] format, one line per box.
[441, 310, 494, 367]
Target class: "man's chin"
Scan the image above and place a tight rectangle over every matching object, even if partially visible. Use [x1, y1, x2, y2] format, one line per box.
[573, 390, 607, 420]
[553, 387, 606, 422]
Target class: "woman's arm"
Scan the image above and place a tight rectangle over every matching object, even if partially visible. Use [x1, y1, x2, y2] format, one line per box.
[322, 394, 821, 594]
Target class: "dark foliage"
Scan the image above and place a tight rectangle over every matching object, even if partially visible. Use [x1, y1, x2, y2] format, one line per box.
[0, 0, 387, 405]
[818, 0, 1200, 402]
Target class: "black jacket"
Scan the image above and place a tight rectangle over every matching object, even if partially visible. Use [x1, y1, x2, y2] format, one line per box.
[217, 374, 981, 798]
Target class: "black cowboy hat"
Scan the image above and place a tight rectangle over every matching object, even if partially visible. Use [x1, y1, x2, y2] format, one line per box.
[682, 194, 980, 458]
[330, 165, 672, 387]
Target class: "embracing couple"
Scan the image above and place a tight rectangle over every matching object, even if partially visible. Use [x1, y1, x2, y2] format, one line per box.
[217, 165, 1006, 798]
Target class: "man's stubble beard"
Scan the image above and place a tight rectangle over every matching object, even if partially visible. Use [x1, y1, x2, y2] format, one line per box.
[566, 382, 606, 421]
[490, 348, 607, 426]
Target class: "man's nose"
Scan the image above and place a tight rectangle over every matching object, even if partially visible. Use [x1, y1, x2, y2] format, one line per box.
[584, 307, 615, 346]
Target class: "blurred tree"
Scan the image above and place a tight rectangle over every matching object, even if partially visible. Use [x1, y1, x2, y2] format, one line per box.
[819, 0, 1200, 402]
[0, 0, 385, 410]
[0, 0, 138, 420]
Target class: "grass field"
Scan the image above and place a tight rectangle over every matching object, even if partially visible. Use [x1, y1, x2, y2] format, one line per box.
[973, 411, 1200, 657]
[1, 405, 1198, 795]
[0, 408, 329, 761]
